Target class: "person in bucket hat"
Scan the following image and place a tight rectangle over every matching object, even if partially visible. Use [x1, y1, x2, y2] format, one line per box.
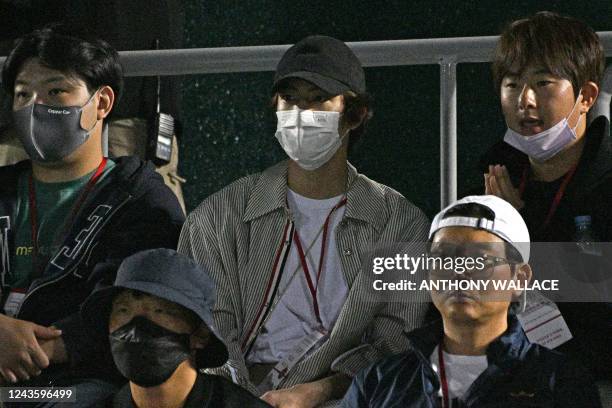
[82, 248, 270, 407]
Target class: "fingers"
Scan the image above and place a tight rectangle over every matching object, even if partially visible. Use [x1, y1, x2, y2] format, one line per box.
[486, 165, 525, 209]
[498, 165, 514, 190]
[488, 165, 515, 196]
[487, 165, 500, 195]
[32, 324, 62, 340]
[0, 319, 53, 385]
[17, 348, 42, 378]
[0, 368, 13, 384]
[488, 166, 501, 197]
[261, 391, 279, 406]
[11, 365, 31, 382]
[29, 339, 51, 370]
[484, 173, 492, 194]
[1, 369, 18, 384]
[261, 391, 273, 403]
[29, 324, 59, 369]
[7, 333, 48, 381]
[493, 165, 514, 198]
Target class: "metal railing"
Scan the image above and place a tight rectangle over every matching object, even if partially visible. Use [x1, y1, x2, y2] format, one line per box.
[2, 33, 611, 208]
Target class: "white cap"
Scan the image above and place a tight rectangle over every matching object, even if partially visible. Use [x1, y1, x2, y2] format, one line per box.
[429, 195, 530, 262]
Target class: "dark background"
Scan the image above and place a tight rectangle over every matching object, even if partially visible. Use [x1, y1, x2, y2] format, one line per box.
[1, 1, 611, 218]
[178, 1, 611, 218]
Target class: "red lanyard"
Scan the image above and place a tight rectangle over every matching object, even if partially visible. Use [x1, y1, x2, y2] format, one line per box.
[28, 158, 108, 274]
[438, 345, 450, 408]
[241, 219, 293, 352]
[291, 197, 347, 325]
[518, 164, 578, 230]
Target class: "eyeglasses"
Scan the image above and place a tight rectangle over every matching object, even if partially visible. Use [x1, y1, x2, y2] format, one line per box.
[427, 252, 516, 280]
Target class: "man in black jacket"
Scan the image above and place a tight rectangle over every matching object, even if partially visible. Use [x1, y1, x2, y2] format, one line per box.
[341, 196, 601, 407]
[0, 25, 184, 400]
[478, 12, 611, 382]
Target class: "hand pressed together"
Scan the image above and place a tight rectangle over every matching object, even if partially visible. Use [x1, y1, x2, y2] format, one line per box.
[261, 382, 322, 408]
[0, 314, 63, 383]
[260, 373, 351, 408]
[484, 164, 525, 210]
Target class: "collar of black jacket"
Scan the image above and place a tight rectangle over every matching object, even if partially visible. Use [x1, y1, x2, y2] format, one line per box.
[0, 155, 155, 197]
[0, 156, 164, 292]
[112, 372, 213, 408]
[405, 314, 532, 365]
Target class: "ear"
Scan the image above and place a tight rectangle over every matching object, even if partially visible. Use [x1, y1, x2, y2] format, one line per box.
[578, 81, 599, 114]
[190, 325, 210, 350]
[513, 263, 533, 299]
[96, 85, 115, 120]
[343, 104, 368, 132]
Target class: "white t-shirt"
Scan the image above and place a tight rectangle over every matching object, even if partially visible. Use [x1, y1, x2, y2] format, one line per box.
[430, 345, 488, 404]
[248, 189, 348, 363]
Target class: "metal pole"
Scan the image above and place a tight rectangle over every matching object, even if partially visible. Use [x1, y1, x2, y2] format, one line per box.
[3, 32, 611, 76]
[440, 59, 457, 209]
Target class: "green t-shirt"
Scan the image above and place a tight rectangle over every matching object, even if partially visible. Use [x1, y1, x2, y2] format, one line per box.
[8, 159, 116, 290]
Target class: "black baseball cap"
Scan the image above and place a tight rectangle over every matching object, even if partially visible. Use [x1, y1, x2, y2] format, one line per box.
[273, 35, 366, 95]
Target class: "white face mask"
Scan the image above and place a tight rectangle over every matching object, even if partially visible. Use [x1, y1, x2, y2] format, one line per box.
[275, 108, 344, 171]
[503, 93, 583, 162]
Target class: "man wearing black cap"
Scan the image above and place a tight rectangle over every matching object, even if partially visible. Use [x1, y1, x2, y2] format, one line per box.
[83, 248, 270, 407]
[179, 35, 429, 407]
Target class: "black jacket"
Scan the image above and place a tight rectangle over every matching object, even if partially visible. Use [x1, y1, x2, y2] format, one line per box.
[475, 116, 612, 381]
[341, 317, 601, 408]
[477, 115, 612, 242]
[102, 373, 271, 407]
[0, 156, 185, 382]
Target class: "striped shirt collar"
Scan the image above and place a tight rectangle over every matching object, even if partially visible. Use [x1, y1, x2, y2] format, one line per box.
[243, 160, 387, 233]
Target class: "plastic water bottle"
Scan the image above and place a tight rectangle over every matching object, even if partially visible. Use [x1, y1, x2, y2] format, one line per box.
[573, 215, 602, 256]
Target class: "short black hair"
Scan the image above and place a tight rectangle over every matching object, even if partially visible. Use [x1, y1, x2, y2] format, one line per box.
[2, 24, 123, 109]
[343, 91, 373, 153]
[440, 202, 523, 263]
[493, 11, 604, 95]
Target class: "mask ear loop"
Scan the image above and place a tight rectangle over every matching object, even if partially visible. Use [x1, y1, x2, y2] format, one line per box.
[102, 122, 109, 157]
[82, 89, 101, 132]
[568, 90, 584, 135]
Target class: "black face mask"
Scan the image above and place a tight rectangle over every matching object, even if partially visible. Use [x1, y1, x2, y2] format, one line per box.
[109, 316, 192, 387]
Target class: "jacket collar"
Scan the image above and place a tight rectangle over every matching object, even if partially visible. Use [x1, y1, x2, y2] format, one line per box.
[243, 161, 289, 223]
[484, 115, 612, 194]
[0, 160, 29, 195]
[243, 160, 387, 233]
[112, 373, 212, 407]
[406, 314, 532, 365]
[1, 156, 149, 288]
[0, 156, 147, 197]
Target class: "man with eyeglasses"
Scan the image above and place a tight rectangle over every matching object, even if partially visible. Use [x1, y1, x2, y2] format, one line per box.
[341, 195, 601, 407]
